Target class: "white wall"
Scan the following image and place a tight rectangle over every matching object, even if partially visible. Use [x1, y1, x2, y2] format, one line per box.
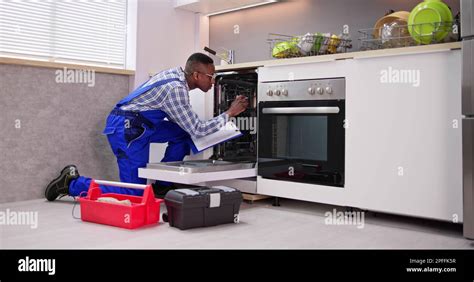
[136, 0, 213, 162]
[135, 0, 196, 86]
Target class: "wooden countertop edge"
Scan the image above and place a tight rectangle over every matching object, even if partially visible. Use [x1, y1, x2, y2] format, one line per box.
[215, 42, 462, 71]
[0, 57, 135, 75]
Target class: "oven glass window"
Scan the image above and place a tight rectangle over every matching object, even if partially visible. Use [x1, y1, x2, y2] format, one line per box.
[258, 99, 345, 187]
[274, 116, 328, 161]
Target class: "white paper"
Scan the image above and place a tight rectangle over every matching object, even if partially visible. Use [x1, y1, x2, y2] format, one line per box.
[191, 121, 242, 152]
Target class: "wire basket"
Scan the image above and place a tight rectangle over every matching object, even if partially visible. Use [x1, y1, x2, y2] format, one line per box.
[267, 33, 352, 59]
[358, 20, 460, 51]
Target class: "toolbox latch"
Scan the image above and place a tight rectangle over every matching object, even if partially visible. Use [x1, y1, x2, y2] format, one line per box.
[209, 193, 221, 208]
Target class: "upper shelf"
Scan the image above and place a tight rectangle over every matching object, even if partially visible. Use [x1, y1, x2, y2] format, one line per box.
[174, 0, 277, 16]
[215, 41, 462, 72]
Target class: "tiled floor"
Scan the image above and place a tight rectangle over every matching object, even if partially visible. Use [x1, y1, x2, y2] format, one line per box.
[1, 197, 473, 249]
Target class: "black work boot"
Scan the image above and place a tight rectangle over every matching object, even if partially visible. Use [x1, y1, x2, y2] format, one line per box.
[44, 165, 80, 201]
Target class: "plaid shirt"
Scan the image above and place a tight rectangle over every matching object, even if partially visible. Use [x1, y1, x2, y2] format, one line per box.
[120, 67, 228, 138]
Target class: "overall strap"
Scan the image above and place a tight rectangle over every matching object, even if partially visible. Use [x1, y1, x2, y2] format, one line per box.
[115, 77, 180, 108]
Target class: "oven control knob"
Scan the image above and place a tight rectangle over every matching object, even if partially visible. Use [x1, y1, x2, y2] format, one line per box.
[325, 86, 333, 94]
[275, 90, 281, 96]
[267, 90, 273, 96]
[308, 87, 315, 95]
[282, 89, 288, 96]
[316, 87, 324, 95]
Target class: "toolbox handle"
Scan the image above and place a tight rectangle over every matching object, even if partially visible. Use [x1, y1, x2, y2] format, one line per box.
[94, 180, 148, 189]
[88, 180, 157, 209]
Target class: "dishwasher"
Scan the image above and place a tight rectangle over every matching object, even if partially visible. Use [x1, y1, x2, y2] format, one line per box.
[138, 68, 259, 194]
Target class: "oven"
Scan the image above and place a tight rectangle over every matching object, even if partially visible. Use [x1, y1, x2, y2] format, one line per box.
[257, 77, 345, 187]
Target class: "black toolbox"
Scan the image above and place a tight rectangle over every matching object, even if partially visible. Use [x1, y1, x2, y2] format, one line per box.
[162, 186, 242, 230]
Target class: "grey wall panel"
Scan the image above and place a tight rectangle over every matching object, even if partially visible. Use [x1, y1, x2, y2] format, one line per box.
[0, 64, 130, 203]
[209, 0, 460, 64]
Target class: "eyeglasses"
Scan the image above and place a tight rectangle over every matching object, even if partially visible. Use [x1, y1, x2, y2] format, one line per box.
[197, 71, 217, 80]
[184, 70, 217, 80]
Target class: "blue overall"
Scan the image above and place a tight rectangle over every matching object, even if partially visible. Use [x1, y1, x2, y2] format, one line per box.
[69, 78, 192, 196]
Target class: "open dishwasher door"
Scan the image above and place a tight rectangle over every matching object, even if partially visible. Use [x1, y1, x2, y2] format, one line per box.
[139, 69, 258, 187]
[139, 160, 256, 185]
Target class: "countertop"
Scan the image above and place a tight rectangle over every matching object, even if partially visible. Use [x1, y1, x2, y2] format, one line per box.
[215, 42, 462, 72]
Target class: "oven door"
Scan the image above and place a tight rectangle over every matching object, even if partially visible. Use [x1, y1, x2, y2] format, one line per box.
[258, 100, 345, 187]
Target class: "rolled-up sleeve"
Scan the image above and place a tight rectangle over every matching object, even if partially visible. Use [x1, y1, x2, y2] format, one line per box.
[162, 87, 228, 138]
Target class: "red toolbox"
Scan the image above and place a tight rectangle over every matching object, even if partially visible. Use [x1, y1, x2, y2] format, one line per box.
[79, 180, 163, 229]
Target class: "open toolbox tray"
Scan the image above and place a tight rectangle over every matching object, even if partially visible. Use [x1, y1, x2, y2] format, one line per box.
[78, 180, 163, 229]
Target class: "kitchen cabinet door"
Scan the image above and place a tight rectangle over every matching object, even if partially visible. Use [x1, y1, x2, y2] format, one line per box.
[346, 50, 463, 222]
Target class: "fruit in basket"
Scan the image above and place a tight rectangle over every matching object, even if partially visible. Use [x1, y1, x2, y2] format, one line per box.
[272, 38, 300, 58]
[328, 34, 341, 54]
[312, 33, 324, 54]
[297, 33, 315, 55]
[318, 33, 331, 54]
[271, 32, 350, 58]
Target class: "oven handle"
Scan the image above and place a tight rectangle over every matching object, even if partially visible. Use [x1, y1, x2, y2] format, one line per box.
[261, 107, 340, 114]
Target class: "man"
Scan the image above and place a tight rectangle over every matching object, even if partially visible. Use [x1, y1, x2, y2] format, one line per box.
[44, 53, 248, 200]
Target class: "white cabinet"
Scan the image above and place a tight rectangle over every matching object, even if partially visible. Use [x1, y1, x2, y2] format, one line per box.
[347, 50, 463, 221]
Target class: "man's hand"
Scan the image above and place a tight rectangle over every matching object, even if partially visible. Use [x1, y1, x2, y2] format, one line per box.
[226, 95, 249, 117]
